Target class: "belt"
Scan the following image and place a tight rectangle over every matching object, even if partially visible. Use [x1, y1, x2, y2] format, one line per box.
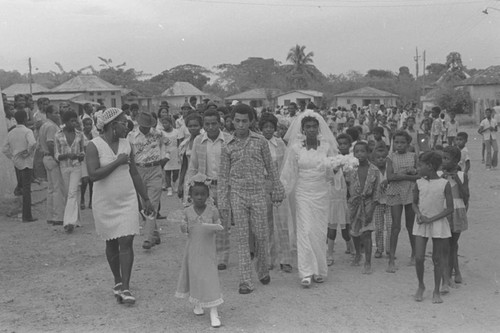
[136, 160, 162, 168]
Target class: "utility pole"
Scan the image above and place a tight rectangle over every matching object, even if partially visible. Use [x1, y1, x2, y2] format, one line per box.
[28, 57, 33, 95]
[414, 47, 420, 79]
[422, 50, 426, 96]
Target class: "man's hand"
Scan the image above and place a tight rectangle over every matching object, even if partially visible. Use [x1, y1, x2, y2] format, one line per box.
[142, 199, 155, 216]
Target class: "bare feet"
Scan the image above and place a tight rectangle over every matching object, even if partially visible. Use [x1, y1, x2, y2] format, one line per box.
[408, 256, 416, 266]
[454, 273, 463, 284]
[362, 263, 372, 274]
[414, 286, 425, 302]
[440, 284, 449, 295]
[386, 260, 397, 273]
[351, 254, 361, 266]
[432, 292, 443, 304]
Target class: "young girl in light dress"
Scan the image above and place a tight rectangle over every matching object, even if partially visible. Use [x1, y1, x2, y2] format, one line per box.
[440, 146, 469, 285]
[386, 131, 419, 272]
[175, 175, 224, 328]
[412, 152, 454, 304]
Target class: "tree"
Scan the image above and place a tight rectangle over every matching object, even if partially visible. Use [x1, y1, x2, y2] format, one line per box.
[0, 70, 24, 89]
[214, 57, 287, 94]
[435, 86, 472, 114]
[426, 63, 447, 77]
[151, 64, 211, 90]
[366, 69, 395, 79]
[286, 45, 316, 89]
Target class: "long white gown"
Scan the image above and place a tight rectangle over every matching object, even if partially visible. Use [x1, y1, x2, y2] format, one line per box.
[281, 140, 335, 279]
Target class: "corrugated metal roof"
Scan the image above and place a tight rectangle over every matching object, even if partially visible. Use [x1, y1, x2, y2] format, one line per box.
[32, 93, 84, 101]
[334, 86, 398, 98]
[456, 66, 500, 86]
[51, 75, 121, 92]
[226, 88, 282, 100]
[161, 82, 208, 97]
[275, 90, 323, 98]
[3, 83, 48, 97]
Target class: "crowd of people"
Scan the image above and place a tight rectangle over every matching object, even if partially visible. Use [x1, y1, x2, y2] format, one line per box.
[2, 91, 497, 328]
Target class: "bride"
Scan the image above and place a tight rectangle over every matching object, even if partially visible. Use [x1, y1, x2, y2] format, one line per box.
[281, 110, 338, 287]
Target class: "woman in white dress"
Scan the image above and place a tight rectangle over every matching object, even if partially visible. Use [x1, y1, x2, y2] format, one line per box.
[281, 110, 338, 287]
[86, 108, 153, 305]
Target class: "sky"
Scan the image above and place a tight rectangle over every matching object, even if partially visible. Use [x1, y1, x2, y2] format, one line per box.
[1, 0, 500, 78]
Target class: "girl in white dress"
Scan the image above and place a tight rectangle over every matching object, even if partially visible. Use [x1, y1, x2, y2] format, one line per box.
[412, 151, 453, 304]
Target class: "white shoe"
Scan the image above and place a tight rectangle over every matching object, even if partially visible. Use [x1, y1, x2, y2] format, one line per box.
[210, 307, 221, 327]
[167, 188, 173, 196]
[193, 304, 204, 315]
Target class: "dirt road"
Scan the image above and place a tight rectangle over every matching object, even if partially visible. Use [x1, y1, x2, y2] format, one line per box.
[1, 128, 500, 333]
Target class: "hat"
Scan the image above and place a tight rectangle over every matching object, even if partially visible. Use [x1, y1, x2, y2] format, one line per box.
[181, 102, 192, 110]
[206, 101, 217, 109]
[96, 107, 123, 130]
[231, 100, 239, 106]
[136, 111, 155, 128]
[372, 126, 385, 137]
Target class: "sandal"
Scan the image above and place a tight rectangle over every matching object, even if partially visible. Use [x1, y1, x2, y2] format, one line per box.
[120, 290, 136, 305]
[301, 276, 312, 288]
[313, 275, 324, 283]
[112, 282, 123, 296]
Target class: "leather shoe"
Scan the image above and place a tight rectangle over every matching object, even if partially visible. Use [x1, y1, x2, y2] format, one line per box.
[52, 221, 63, 226]
[280, 264, 292, 273]
[156, 213, 166, 220]
[217, 264, 227, 271]
[22, 218, 38, 223]
[238, 284, 253, 295]
[259, 275, 271, 285]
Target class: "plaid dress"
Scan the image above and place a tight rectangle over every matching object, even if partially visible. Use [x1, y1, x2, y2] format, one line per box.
[386, 152, 416, 206]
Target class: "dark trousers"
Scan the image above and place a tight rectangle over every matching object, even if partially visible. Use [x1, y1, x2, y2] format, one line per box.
[16, 167, 33, 220]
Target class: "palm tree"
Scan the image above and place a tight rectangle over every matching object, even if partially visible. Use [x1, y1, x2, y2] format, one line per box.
[286, 45, 315, 89]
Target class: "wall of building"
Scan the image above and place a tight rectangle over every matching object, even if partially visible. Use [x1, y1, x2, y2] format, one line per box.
[276, 92, 321, 107]
[335, 96, 397, 108]
[84, 91, 122, 108]
[463, 85, 500, 123]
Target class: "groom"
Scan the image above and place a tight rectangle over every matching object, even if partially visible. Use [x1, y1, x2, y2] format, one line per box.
[218, 104, 284, 295]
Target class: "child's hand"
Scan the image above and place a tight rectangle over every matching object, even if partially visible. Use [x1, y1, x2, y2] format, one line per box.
[215, 224, 224, 231]
[406, 167, 417, 175]
[180, 223, 188, 234]
[380, 179, 388, 190]
[419, 215, 431, 224]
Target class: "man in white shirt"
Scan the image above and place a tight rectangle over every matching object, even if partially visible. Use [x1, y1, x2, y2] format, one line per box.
[187, 109, 232, 270]
[478, 108, 498, 169]
[2, 110, 37, 222]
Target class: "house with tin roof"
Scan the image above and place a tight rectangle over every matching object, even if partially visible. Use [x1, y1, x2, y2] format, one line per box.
[274, 90, 323, 108]
[160, 82, 208, 109]
[3, 83, 48, 100]
[334, 87, 398, 108]
[455, 65, 500, 122]
[225, 88, 282, 111]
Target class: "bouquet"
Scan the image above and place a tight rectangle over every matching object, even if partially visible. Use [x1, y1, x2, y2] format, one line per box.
[325, 154, 359, 172]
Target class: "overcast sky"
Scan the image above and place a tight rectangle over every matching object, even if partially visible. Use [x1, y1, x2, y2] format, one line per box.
[1, 0, 500, 78]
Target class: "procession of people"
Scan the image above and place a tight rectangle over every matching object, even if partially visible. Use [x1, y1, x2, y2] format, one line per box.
[2, 92, 489, 328]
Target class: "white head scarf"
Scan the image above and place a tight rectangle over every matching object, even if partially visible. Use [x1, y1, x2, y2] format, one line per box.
[95, 107, 123, 131]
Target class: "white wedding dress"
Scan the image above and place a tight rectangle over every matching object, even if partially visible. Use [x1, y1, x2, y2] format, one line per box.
[281, 140, 335, 279]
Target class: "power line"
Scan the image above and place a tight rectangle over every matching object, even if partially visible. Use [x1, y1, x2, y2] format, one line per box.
[183, 0, 490, 8]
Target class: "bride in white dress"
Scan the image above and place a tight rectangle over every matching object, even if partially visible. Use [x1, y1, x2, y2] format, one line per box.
[281, 110, 338, 287]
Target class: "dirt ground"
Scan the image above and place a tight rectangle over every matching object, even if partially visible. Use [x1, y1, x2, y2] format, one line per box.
[1, 127, 500, 333]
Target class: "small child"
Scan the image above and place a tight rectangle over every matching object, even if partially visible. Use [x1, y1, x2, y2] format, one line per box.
[440, 146, 469, 285]
[386, 131, 419, 273]
[372, 147, 393, 258]
[160, 115, 180, 196]
[345, 141, 380, 274]
[455, 132, 470, 176]
[412, 152, 453, 303]
[430, 107, 443, 148]
[445, 112, 459, 146]
[405, 116, 420, 156]
[175, 177, 224, 328]
[327, 133, 354, 266]
[81, 118, 98, 210]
